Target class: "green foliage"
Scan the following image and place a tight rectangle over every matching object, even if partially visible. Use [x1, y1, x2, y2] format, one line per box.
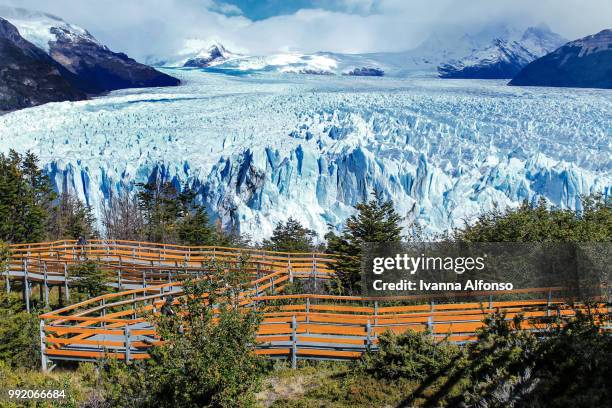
[521, 311, 612, 408]
[137, 180, 220, 246]
[0, 361, 96, 407]
[456, 194, 611, 242]
[0, 240, 8, 269]
[177, 206, 215, 246]
[0, 292, 40, 369]
[326, 190, 403, 293]
[263, 217, 316, 252]
[102, 260, 264, 408]
[70, 260, 109, 297]
[361, 329, 458, 381]
[0, 150, 55, 243]
[47, 192, 98, 240]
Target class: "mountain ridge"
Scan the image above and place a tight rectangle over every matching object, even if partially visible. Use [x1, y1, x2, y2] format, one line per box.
[0, 17, 85, 112]
[438, 26, 566, 79]
[509, 29, 612, 89]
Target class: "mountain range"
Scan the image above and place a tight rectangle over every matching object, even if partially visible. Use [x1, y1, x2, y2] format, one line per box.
[0, 6, 179, 111]
[0, 16, 85, 111]
[510, 29, 612, 89]
[438, 26, 567, 79]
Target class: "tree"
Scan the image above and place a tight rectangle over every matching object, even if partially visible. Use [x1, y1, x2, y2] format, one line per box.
[102, 260, 264, 408]
[326, 190, 403, 294]
[136, 180, 218, 246]
[263, 217, 316, 252]
[0, 150, 55, 243]
[137, 180, 183, 243]
[456, 195, 611, 242]
[70, 260, 109, 297]
[175, 187, 215, 246]
[47, 191, 98, 240]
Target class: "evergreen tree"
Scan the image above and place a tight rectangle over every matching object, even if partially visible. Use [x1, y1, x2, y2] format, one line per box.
[137, 180, 183, 243]
[263, 217, 316, 252]
[0, 150, 54, 243]
[326, 190, 403, 293]
[456, 195, 611, 242]
[176, 204, 215, 246]
[48, 192, 98, 240]
[137, 180, 217, 246]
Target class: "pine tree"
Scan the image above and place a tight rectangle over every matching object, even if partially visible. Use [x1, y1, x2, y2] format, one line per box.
[326, 190, 403, 293]
[455, 195, 611, 242]
[263, 217, 316, 252]
[177, 205, 215, 246]
[137, 180, 218, 246]
[0, 150, 54, 243]
[137, 180, 183, 243]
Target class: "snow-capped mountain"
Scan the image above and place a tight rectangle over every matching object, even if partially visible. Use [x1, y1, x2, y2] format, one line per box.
[183, 43, 235, 68]
[0, 70, 609, 241]
[510, 29, 612, 89]
[0, 17, 85, 111]
[208, 51, 386, 76]
[0, 6, 179, 94]
[438, 26, 566, 79]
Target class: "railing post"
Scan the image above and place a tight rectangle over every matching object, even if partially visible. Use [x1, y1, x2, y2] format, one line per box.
[39, 320, 47, 372]
[291, 314, 297, 369]
[306, 297, 310, 323]
[4, 261, 10, 293]
[63, 263, 70, 302]
[430, 300, 435, 312]
[24, 258, 30, 313]
[288, 255, 293, 283]
[488, 295, 493, 310]
[132, 293, 137, 320]
[124, 325, 131, 362]
[427, 315, 434, 335]
[366, 319, 372, 350]
[117, 257, 123, 290]
[312, 254, 318, 291]
[101, 298, 106, 327]
[547, 290, 552, 317]
[43, 261, 49, 308]
[374, 301, 379, 326]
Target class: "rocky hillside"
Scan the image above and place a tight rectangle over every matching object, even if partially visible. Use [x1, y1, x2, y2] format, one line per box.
[0, 17, 85, 112]
[0, 6, 179, 100]
[509, 29, 612, 89]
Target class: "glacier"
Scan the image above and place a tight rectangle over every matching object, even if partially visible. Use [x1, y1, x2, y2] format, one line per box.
[0, 69, 610, 242]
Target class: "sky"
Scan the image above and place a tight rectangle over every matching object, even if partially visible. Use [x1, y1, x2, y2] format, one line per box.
[0, 0, 610, 60]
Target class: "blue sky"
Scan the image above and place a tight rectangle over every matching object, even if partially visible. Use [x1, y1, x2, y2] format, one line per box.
[1, 0, 610, 59]
[223, 0, 323, 20]
[219, 0, 378, 20]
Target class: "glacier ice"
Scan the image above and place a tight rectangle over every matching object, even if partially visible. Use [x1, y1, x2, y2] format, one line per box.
[0, 69, 610, 242]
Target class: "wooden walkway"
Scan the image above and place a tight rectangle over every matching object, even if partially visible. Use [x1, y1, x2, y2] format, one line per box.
[3, 240, 609, 369]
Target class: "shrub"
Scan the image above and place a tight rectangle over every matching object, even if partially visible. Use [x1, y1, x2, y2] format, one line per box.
[101, 260, 264, 408]
[361, 328, 458, 381]
[0, 292, 40, 369]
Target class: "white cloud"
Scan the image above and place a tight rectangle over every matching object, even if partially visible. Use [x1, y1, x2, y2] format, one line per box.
[0, 0, 609, 61]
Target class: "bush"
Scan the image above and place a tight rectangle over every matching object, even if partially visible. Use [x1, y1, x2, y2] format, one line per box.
[361, 328, 458, 381]
[101, 261, 265, 408]
[0, 292, 40, 369]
